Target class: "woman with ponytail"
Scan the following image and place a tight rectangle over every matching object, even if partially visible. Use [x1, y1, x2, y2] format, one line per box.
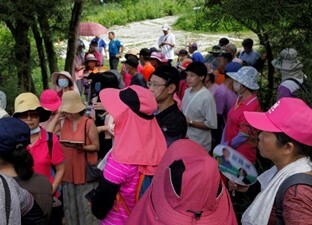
[0, 117, 52, 225]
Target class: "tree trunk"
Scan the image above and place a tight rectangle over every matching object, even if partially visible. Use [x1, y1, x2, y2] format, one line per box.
[7, 21, 35, 92]
[38, 14, 59, 75]
[64, 0, 83, 77]
[32, 20, 49, 90]
[257, 32, 275, 108]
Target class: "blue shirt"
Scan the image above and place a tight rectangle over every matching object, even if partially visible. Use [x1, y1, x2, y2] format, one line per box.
[238, 50, 260, 67]
[192, 51, 205, 63]
[130, 73, 147, 88]
[108, 39, 123, 57]
[91, 38, 106, 53]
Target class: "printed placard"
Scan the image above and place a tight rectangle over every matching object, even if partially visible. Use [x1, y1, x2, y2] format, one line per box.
[213, 145, 258, 186]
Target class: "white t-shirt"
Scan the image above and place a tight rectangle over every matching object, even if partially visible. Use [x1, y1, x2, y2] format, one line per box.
[182, 87, 217, 152]
[158, 33, 176, 60]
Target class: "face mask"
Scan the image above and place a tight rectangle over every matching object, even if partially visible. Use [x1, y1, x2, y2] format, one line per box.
[31, 126, 41, 135]
[233, 81, 243, 94]
[58, 78, 69, 88]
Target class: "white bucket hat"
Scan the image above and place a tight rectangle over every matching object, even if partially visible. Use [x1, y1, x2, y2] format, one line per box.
[227, 66, 259, 90]
[271, 48, 303, 71]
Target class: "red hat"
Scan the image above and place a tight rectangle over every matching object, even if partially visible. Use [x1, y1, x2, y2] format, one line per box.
[40, 89, 61, 112]
[178, 59, 192, 71]
[126, 139, 238, 225]
[244, 97, 312, 146]
[99, 85, 167, 175]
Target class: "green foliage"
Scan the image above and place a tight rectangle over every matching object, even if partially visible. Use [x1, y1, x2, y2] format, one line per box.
[175, 2, 247, 32]
[0, 77, 21, 115]
[82, 0, 183, 27]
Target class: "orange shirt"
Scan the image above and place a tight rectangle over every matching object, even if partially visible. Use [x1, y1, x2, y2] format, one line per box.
[141, 62, 155, 81]
[61, 116, 98, 184]
[214, 69, 225, 85]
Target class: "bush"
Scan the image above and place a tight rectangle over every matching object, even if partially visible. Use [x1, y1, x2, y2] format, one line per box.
[83, 0, 184, 27]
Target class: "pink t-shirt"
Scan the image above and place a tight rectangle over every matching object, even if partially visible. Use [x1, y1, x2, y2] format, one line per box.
[101, 153, 140, 225]
[27, 127, 65, 185]
[224, 94, 261, 163]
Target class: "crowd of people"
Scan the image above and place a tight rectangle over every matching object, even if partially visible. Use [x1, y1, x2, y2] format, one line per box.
[0, 23, 311, 225]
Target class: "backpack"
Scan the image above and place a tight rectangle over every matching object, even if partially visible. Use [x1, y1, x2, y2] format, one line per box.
[275, 173, 312, 225]
[285, 77, 312, 107]
[46, 131, 55, 173]
[0, 174, 11, 225]
[116, 174, 152, 215]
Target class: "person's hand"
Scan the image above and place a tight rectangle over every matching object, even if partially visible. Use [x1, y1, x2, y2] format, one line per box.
[115, 53, 122, 58]
[72, 143, 84, 151]
[228, 180, 249, 193]
[61, 142, 83, 151]
[93, 102, 105, 111]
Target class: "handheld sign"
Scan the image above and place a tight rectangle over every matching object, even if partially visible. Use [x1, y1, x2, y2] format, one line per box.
[213, 144, 258, 186]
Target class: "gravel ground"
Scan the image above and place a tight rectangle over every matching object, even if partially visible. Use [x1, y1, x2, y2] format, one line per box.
[75, 15, 258, 58]
[104, 16, 257, 54]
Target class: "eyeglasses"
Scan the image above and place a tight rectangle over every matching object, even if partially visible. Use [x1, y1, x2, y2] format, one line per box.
[17, 111, 40, 119]
[147, 81, 167, 89]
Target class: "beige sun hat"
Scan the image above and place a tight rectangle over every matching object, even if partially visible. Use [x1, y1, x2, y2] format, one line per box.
[125, 48, 139, 59]
[13, 92, 51, 122]
[60, 90, 86, 113]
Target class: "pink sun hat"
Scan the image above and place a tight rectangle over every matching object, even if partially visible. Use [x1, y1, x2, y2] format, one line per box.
[150, 52, 168, 63]
[99, 85, 167, 175]
[40, 89, 61, 112]
[244, 97, 312, 146]
[125, 139, 238, 225]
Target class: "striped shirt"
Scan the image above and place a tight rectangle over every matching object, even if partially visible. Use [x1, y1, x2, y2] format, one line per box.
[101, 154, 140, 225]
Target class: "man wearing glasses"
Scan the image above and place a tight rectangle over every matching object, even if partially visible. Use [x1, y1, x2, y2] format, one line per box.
[148, 65, 187, 146]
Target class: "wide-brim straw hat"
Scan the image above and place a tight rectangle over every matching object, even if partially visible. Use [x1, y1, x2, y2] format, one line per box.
[13, 92, 51, 122]
[125, 48, 139, 59]
[60, 90, 86, 113]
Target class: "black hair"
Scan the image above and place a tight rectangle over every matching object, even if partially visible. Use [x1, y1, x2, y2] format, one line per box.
[79, 109, 86, 116]
[149, 47, 159, 53]
[207, 72, 215, 83]
[180, 70, 187, 80]
[108, 31, 115, 36]
[218, 52, 233, 62]
[139, 48, 151, 61]
[185, 62, 207, 83]
[152, 65, 180, 92]
[90, 40, 98, 46]
[275, 132, 312, 161]
[219, 37, 229, 47]
[0, 147, 34, 180]
[242, 38, 253, 48]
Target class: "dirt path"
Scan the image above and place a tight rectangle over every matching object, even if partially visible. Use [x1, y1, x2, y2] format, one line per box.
[76, 15, 257, 58]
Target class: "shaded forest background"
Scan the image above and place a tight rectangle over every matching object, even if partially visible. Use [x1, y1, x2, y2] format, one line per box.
[0, 0, 311, 113]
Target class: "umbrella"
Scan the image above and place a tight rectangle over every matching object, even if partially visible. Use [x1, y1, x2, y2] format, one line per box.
[79, 22, 108, 36]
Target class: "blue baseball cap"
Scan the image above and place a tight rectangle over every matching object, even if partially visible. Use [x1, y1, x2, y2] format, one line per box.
[0, 117, 30, 152]
[225, 62, 242, 73]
